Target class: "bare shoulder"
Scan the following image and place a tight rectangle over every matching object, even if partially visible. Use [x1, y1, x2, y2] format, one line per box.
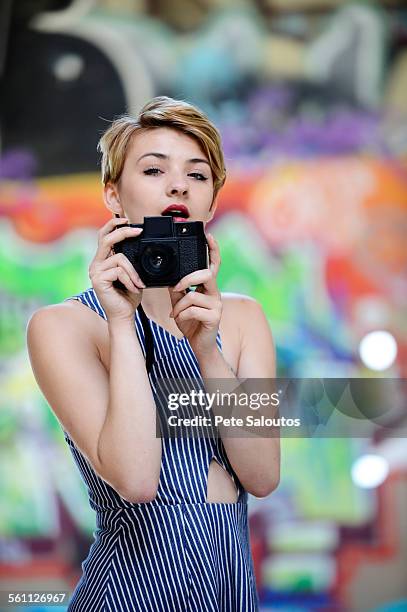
[26, 300, 101, 350]
[220, 292, 263, 327]
[221, 292, 258, 306]
[221, 291, 273, 344]
[28, 299, 100, 327]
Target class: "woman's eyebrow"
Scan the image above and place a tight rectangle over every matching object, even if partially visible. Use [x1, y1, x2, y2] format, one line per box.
[188, 157, 210, 166]
[137, 152, 166, 162]
[137, 152, 210, 166]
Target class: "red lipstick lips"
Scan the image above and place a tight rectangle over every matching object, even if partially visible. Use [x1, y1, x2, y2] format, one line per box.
[161, 204, 190, 222]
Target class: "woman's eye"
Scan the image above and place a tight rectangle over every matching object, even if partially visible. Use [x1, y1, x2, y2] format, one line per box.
[144, 167, 162, 175]
[143, 168, 207, 180]
[189, 172, 208, 181]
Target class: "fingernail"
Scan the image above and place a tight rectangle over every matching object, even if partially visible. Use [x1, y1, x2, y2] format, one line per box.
[169, 311, 174, 318]
[173, 283, 180, 291]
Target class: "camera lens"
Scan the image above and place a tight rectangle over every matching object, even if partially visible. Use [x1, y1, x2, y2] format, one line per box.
[150, 253, 164, 270]
[141, 244, 176, 277]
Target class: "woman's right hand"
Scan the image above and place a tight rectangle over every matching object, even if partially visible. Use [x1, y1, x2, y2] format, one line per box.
[88, 217, 145, 321]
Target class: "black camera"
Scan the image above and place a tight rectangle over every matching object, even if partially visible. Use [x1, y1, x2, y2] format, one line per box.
[112, 216, 208, 289]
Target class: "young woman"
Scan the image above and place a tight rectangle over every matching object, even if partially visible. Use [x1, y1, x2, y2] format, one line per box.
[27, 96, 280, 611]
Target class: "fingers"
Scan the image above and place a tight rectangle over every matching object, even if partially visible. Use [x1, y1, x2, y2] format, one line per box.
[97, 216, 129, 246]
[168, 286, 187, 312]
[97, 266, 143, 295]
[175, 306, 219, 324]
[172, 268, 218, 295]
[171, 290, 221, 320]
[94, 218, 143, 262]
[96, 253, 146, 289]
[89, 218, 145, 292]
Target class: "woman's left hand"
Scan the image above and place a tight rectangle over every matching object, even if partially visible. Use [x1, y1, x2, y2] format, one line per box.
[168, 233, 222, 358]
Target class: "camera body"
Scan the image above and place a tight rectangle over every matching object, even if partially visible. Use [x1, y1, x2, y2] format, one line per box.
[113, 216, 208, 288]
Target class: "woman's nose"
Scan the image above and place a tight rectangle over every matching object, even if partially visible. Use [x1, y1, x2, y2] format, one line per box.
[170, 186, 187, 195]
[166, 176, 188, 196]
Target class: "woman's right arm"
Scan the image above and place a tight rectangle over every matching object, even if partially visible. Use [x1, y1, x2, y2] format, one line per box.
[26, 217, 162, 503]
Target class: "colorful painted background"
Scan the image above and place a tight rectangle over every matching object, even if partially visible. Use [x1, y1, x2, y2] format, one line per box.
[1, 0, 406, 610]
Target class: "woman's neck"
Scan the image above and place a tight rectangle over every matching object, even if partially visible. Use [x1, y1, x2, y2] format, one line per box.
[140, 287, 173, 324]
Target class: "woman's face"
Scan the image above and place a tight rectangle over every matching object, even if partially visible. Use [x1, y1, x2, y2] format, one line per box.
[104, 127, 216, 225]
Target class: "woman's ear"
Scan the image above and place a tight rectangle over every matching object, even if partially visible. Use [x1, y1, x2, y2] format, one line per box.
[103, 182, 124, 217]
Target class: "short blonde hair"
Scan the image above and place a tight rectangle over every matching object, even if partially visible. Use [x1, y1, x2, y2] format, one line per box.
[98, 96, 226, 203]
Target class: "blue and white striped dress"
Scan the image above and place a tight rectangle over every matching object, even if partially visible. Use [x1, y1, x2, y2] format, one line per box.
[63, 287, 259, 611]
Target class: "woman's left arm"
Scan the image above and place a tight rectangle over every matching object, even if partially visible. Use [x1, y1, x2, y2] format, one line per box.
[199, 297, 280, 498]
[169, 234, 280, 498]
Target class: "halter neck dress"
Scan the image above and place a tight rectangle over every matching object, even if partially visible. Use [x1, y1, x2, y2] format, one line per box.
[63, 287, 259, 611]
